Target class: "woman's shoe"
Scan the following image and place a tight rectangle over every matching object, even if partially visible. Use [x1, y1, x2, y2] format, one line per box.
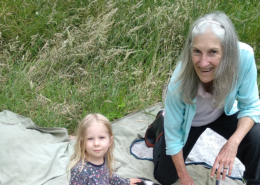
[145, 110, 164, 147]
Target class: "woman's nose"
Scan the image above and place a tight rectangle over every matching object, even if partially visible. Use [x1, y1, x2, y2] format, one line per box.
[199, 54, 209, 68]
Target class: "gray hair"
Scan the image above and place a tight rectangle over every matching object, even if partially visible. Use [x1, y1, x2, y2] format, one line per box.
[174, 12, 239, 108]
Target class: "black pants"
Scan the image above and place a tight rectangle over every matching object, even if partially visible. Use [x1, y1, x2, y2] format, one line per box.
[153, 112, 260, 184]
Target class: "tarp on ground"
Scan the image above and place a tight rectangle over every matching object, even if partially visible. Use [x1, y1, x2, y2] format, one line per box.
[0, 104, 243, 185]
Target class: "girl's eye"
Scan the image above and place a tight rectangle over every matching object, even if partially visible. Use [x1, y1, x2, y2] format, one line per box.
[100, 137, 105, 139]
[88, 138, 93, 140]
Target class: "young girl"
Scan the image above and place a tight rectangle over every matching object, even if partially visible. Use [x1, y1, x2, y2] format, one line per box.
[68, 113, 141, 185]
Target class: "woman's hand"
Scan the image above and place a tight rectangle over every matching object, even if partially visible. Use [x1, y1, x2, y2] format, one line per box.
[129, 178, 142, 184]
[179, 174, 196, 185]
[211, 117, 254, 181]
[171, 151, 195, 185]
[210, 140, 238, 181]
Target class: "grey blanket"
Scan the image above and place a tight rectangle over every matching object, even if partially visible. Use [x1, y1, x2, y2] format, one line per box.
[0, 104, 243, 185]
[0, 110, 74, 185]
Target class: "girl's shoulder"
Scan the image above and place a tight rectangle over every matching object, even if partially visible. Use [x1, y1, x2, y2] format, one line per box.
[71, 159, 107, 173]
[71, 159, 88, 172]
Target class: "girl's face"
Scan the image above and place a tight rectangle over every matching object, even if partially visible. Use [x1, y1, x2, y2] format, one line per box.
[192, 30, 223, 88]
[85, 122, 113, 165]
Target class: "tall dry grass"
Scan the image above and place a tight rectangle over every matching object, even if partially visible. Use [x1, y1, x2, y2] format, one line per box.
[0, 0, 259, 133]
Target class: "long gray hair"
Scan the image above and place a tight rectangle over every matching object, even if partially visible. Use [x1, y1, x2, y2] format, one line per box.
[175, 12, 239, 108]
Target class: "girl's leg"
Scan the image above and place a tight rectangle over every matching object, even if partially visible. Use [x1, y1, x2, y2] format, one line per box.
[208, 113, 260, 184]
[153, 126, 206, 184]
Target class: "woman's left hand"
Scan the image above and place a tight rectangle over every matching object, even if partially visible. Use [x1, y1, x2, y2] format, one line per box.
[210, 140, 238, 181]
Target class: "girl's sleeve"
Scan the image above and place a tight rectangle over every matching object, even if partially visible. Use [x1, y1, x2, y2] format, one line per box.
[69, 165, 88, 185]
[109, 173, 131, 185]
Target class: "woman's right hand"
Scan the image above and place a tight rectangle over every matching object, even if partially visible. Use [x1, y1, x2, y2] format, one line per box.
[179, 174, 195, 185]
[171, 150, 196, 185]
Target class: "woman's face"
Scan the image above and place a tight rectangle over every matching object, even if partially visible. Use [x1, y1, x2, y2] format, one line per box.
[192, 30, 223, 86]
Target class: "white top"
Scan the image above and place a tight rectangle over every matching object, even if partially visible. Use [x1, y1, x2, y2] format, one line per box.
[191, 83, 224, 127]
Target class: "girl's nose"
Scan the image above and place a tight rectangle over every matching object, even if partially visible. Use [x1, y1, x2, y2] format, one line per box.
[94, 139, 100, 146]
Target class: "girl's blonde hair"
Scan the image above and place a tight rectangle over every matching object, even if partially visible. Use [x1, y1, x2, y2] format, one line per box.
[68, 113, 114, 176]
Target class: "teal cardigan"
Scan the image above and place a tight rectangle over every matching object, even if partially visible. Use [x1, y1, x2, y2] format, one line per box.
[164, 42, 260, 156]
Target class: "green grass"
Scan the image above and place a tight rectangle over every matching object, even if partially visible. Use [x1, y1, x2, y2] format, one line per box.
[0, 0, 260, 134]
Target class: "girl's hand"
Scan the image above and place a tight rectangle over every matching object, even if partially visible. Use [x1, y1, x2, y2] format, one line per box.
[129, 178, 142, 184]
[210, 140, 238, 181]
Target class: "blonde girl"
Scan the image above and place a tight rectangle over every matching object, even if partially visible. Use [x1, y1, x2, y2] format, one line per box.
[68, 113, 141, 185]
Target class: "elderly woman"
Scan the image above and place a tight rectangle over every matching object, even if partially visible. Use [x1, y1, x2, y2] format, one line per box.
[146, 12, 260, 185]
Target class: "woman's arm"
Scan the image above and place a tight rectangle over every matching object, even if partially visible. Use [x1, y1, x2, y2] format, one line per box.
[236, 43, 260, 123]
[210, 116, 254, 180]
[164, 63, 196, 184]
[171, 150, 195, 185]
[211, 43, 259, 180]
[229, 117, 254, 146]
[164, 63, 187, 155]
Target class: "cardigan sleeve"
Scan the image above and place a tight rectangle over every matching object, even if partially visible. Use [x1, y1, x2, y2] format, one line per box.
[236, 43, 260, 123]
[164, 63, 187, 155]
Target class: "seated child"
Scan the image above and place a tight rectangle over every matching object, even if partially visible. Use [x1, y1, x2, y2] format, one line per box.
[68, 113, 142, 185]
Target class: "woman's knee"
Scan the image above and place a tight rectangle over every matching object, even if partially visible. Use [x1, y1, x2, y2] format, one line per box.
[154, 171, 178, 185]
[244, 123, 260, 145]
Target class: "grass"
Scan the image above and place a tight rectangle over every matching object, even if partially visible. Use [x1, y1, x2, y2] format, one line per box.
[0, 0, 260, 134]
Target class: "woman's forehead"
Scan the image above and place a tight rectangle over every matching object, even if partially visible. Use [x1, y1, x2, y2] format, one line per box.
[192, 30, 222, 49]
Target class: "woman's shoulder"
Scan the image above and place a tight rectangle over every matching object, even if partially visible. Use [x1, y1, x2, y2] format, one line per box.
[238, 42, 254, 55]
[237, 42, 255, 72]
[166, 62, 183, 95]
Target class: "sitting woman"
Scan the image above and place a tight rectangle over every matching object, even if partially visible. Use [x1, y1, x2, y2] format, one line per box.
[147, 12, 260, 185]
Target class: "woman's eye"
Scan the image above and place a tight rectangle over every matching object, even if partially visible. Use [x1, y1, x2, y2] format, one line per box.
[100, 137, 105, 139]
[193, 50, 201, 55]
[88, 138, 93, 140]
[211, 50, 217, 54]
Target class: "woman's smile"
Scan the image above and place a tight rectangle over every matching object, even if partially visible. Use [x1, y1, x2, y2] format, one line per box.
[199, 67, 214, 72]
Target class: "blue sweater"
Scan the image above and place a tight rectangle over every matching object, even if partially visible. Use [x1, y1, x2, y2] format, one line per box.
[164, 42, 260, 156]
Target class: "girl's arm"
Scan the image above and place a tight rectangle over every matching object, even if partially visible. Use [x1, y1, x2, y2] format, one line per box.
[70, 166, 88, 185]
[129, 178, 142, 184]
[109, 173, 141, 185]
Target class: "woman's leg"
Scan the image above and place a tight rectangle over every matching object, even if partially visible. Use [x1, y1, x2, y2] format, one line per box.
[208, 113, 260, 184]
[239, 123, 260, 184]
[153, 126, 206, 184]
